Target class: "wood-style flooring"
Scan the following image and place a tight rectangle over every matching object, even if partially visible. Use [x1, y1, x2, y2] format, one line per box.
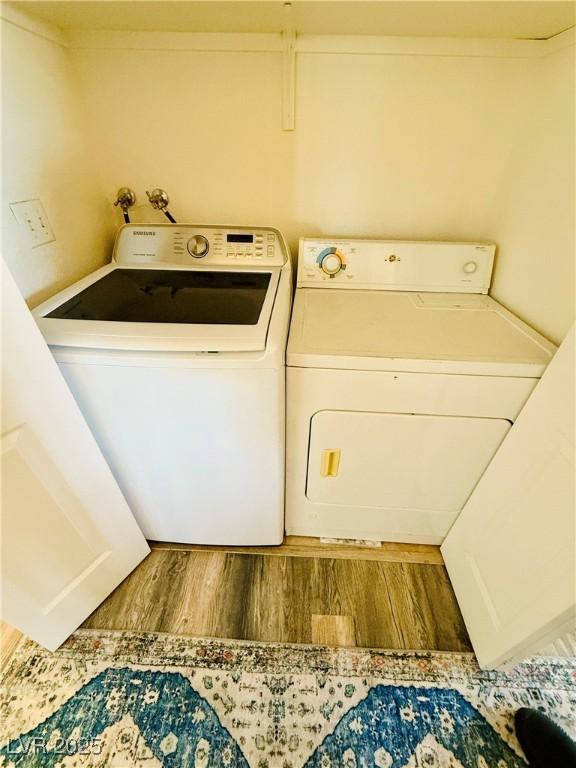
[0, 620, 23, 669]
[5, 538, 576, 668]
[82, 539, 472, 652]
[1, 538, 473, 670]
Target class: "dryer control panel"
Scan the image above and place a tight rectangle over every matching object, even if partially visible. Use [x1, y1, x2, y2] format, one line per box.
[114, 224, 287, 267]
[298, 238, 495, 294]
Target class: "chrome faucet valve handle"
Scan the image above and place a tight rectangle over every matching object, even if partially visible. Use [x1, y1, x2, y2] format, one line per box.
[146, 189, 170, 211]
[146, 189, 178, 223]
[113, 187, 136, 213]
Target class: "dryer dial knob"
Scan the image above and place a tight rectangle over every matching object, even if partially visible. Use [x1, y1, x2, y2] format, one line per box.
[187, 235, 209, 258]
[463, 260, 478, 274]
[321, 252, 343, 275]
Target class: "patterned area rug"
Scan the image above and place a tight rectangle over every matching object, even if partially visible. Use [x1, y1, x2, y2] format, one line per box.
[1, 629, 575, 767]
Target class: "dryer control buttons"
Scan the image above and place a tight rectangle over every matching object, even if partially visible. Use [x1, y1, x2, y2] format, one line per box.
[187, 234, 209, 258]
[463, 260, 478, 274]
[317, 247, 346, 277]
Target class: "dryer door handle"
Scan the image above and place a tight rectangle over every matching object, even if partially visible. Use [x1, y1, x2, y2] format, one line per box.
[321, 449, 341, 477]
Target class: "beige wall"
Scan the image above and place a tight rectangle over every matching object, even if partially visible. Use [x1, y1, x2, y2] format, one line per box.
[69, 46, 293, 235]
[489, 45, 574, 344]
[1, 15, 115, 306]
[2, 13, 573, 342]
[69, 33, 574, 343]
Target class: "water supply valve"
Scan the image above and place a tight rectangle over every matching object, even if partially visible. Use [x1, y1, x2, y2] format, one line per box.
[114, 187, 136, 223]
[146, 188, 177, 223]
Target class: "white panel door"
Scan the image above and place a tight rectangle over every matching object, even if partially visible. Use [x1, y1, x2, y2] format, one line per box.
[1, 263, 150, 651]
[442, 326, 575, 669]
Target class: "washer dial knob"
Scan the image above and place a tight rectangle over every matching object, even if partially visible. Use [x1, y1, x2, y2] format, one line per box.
[463, 260, 478, 274]
[187, 234, 209, 258]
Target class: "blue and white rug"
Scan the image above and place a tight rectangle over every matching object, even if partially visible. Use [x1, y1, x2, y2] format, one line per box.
[1, 629, 575, 767]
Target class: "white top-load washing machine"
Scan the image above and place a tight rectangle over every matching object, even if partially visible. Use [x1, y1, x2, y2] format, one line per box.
[34, 224, 292, 545]
[286, 238, 556, 545]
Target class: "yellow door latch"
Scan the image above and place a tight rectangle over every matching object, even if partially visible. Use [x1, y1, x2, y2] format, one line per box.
[321, 449, 341, 477]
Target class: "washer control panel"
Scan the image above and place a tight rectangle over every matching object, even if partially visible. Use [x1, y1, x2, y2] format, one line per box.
[114, 225, 287, 267]
[298, 238, 495, 294]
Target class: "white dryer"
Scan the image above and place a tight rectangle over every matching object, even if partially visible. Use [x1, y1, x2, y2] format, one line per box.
[286, 238, 556, 544]
[34, 224, 292, 545]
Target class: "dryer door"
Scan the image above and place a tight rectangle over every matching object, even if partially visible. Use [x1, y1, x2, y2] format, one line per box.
[306, 410, 511, 541]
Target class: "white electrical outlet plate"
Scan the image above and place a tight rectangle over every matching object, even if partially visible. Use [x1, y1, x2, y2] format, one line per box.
[10, 199, 55, 247]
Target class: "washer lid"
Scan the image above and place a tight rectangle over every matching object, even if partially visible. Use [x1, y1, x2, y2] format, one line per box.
[34, 263, 280, 352]
[287, 289, 556, 376]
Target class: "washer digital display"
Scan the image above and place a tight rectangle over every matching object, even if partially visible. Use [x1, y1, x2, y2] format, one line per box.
[227, 234, 253, 243]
